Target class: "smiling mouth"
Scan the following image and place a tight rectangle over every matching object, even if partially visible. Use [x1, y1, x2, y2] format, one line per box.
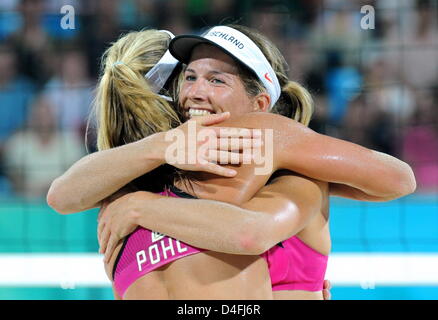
[187, 108, 215, 118]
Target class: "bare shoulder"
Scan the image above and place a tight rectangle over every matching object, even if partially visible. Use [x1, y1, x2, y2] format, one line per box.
[267, 170, 329, 214]
[219, 112, 309, 131]
[269, 170, 328, 198]
[271, 171, 330, 253]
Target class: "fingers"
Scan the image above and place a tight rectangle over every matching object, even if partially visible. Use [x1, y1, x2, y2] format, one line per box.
[198, 112, 230, 126]
[104, 234, 121, 263]
[97, 220, 105, 244]
[323, 289, 332, 300]
[205, 150, 253, 164]
[210, 127, 261, 139]
[97, 203, 109, 241]
[217, 138, 262, 151]
[323, 279, 332, 290]
[198, 135, 261, 156]
[99, 224, 111, 254]
[322, 279, 332, 300]
[199, 162, 237, 177]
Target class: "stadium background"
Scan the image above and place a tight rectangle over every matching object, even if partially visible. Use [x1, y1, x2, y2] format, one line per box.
[0, 0, 437, 300]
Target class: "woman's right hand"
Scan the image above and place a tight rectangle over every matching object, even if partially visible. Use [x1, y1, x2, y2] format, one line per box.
[155, 112, 261, 177]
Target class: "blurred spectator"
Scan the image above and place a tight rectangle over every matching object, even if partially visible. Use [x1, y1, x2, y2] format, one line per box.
[400, 0, 438, 89]
[117, 0, 146, 28]
[81, 0, 122, 78]
[3, 94, 85, 199]
[250, 1, 290, 49]
[6, 0, 57, 87]
[0, 0, 436, 196]
[325, 51, 362, 127]
[366, 108, 398, 156]
[343, 94, 373, 147]
[402, 89, 438, 192]
[185, 0, 238, 31]
[45, 0, 82, 13]
[0, 0, 18, 10]
[308, 94, 330, 134]
[0, 44, 35, 147]
[155, 0, 191, 34]
[344, 90, 398, 157]
[43, 46, 93, 139]
[364, 58, 416, 125]
[0, 1, 21, 41]
[0, 44, 35, 197]
[308, 1, 366, 67]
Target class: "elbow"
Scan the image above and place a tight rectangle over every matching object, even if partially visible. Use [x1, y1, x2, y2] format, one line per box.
[46, 179, 75, 214]
[236, 219, 275, 255]
[393, 163, 417, 199]
[237, 233, 268, 255]
[375, 161, 417, 201]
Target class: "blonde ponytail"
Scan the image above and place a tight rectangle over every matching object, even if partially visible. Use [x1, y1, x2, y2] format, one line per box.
[279, 81, 314, 126]
[93, 30, 181, 151]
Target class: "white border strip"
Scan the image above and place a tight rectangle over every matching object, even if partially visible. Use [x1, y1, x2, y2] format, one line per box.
[0, 254, 110, 288]
[326, 253, 438, 287]
[1, 253, 438, 288]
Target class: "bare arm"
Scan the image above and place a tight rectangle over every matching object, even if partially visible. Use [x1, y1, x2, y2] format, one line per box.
[224, 113, 416, 201]
[47, 133, 166, 214]
[283, 130, 416, 201]
[47, 113, 247, 214]
[49, 111, 415, 215]
[99, 173, 325, 259]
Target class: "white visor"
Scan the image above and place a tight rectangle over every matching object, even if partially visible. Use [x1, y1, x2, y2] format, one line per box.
[144, 30, 179, 95]
[169, 26, 281, 109]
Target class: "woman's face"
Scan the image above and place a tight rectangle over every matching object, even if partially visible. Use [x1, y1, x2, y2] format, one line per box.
[178, 44, 256, 119]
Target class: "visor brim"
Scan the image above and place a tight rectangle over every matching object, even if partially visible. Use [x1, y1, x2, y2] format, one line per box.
[169, 34, 242, 65]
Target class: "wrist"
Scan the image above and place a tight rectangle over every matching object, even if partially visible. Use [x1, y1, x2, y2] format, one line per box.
[141, 132, 168, 164]
[129, 191, 161, 224]
[128, 192, 143, 225]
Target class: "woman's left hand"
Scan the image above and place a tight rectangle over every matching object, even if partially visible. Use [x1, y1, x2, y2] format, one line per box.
[98, 192, 143, 263]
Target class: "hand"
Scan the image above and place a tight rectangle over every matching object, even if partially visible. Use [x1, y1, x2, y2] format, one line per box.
[323, 279, 332, 300]
[97, 188, 131, 222]
[98, 192, 155, 263]
[162, 112, 261, 177]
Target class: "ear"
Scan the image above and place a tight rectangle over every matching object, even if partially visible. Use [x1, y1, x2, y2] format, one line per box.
[252, 92, 271, 112]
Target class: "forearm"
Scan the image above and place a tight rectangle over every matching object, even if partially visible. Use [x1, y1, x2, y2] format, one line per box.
[47, 133, 166, 214]
[130, 192, 271, 255]
[221, 112, 416, 201]
[278, 125, 416, 201]
[329, 183, 397, 202]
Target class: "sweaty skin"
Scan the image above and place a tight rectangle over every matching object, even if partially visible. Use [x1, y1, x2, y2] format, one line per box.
[103, 170, 329, 300]
[101, 47, 330, 298]
[102, 113, 330, 300]
[98, 44, 412, 300]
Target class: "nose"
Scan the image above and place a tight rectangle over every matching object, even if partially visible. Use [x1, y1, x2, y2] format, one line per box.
[185, 78, 208, 103]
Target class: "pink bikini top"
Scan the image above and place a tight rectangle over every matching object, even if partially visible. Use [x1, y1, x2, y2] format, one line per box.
[112, 185, 328, 297]
[163, 186, 329, 292]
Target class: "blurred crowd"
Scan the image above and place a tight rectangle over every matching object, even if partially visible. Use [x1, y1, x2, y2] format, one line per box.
[0, 0, 437, 199]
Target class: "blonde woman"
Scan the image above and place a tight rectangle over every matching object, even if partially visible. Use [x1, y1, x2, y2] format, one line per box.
[48, 26, 415, 299]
